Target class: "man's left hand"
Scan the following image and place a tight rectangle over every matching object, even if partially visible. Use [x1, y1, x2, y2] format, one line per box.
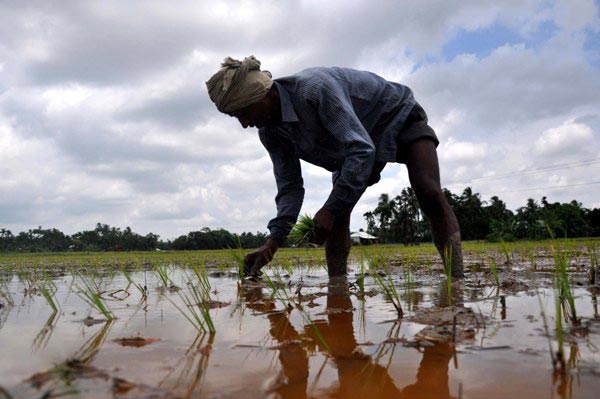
[313, 207, 335, 245]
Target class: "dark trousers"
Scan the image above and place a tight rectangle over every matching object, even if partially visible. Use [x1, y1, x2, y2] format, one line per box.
[324, 102, 463, 278]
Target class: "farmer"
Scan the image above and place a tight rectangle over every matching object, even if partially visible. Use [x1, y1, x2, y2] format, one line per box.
[206, 56, 463, 278]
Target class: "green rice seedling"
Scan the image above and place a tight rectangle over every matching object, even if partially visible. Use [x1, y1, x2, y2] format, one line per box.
[499, 239, 511, 265]
[75, 274, 113, 320]
[423, 254, 433, 276]
[550, 241, 578, 325]
[123, 269, 147, 298]
[17, 269, 37, 296]
[155, 262, 175, 289]
[37, 275, 60, 313]
[168, 273, 215, 334]
[190, 283, 215, 334]
[190, 264, 211, 303]
[263, 272, 293, 309]
[487, 256, 500, 289]
[288, 214, 317, 246]
[364, 251, 403, 318]
[228, 239, 246, 278]
[280, 257, 294, 275]
[528, 246, 538, 271]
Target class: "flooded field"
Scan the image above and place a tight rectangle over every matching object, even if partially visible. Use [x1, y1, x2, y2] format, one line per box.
[0, 240, 599, 399]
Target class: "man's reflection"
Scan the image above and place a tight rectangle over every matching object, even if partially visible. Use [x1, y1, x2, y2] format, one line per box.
[243, 277, 454, 399]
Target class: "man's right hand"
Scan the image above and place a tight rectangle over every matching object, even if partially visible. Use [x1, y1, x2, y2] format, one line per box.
[243, 237, 279, 277]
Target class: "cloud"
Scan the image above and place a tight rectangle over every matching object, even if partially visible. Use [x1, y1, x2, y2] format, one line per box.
[534, 119, 595, 156]
[1, 0, 599, 239]
[440, 139, 487, 163]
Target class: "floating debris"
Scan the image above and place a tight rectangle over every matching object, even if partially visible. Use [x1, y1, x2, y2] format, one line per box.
[113, 336, 160, 348]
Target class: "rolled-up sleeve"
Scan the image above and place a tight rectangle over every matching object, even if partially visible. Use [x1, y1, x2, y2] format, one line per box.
[311, 81, 375, 215]
[259, 128, 305, 244]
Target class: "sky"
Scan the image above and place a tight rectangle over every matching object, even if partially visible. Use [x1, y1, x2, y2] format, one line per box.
[0, 0, 599, 240]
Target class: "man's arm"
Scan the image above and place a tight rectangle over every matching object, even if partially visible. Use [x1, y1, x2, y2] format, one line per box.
[260, 128, 305, 245]
[243, 129, 304, 276]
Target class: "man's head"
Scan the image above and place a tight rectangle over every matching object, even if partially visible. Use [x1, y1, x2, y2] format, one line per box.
[206, 56, 280, 129]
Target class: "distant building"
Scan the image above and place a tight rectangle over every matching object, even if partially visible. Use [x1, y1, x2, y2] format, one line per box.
[350, 231, 378, 245]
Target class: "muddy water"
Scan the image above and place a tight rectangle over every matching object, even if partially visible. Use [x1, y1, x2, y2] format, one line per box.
[0, 265, 599, 398]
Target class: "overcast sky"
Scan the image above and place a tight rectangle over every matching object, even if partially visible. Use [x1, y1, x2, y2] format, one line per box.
[1, 0, 599, 240]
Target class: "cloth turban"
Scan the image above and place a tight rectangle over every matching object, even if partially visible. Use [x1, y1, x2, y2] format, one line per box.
[206, 55, 273, 113]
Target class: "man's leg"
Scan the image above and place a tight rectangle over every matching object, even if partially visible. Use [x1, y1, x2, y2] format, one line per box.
[404, 138, 464, 278]
[325, 210, 352, 277]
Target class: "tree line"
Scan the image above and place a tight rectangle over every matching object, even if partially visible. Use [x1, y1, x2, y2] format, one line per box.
[364, 187, 600, 244]
[0, 224, 268, 253]
[2, 187, 598, 252]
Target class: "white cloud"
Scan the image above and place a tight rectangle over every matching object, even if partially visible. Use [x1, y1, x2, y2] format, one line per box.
[440, 138, 487, 163]
[534, 120, 595, 156]
[0, 0, 599, 239]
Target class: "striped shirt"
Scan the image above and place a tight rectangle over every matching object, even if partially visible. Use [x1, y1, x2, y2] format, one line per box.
[259, 67, 415, 243]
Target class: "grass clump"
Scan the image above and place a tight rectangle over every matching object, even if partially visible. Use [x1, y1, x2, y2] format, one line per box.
[487, 255, 501, 289]
[37, 273, 60, 313]
[288, 214, 317, 246]
[545, 227, 578, 326]
[363, 250, 403, 318]
[228, 237, 246, 277]
[499, 239, 512, 265]
[167, 270, 215, 334]
[75, 274, 113, 320]
[155, 263, 173, 288]
[551, 244, 578, 325]
[263, 271, 331, 352]
[123, 269, 147, 298]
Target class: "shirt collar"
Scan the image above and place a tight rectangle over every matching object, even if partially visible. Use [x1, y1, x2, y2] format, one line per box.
[274, 81, 299, 123]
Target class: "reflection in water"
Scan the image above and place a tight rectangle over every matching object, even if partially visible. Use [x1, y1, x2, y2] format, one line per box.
[159, 332, 215, 399]
[245, 277, 455, 399]
[32, 310, 60, 351]
[0, 273, 15, 332]
[435, 281, 464, 308]
[0, 303, 11, 332]
[400, 288, 424, 312]
[555, 341, 582, 399]
[26, 320, 114, 395]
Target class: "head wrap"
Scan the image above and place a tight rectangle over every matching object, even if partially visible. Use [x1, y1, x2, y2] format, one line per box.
[205, 55, 273, 113]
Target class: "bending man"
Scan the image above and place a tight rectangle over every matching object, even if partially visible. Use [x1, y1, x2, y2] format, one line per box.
[206, 56, 463, 278]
